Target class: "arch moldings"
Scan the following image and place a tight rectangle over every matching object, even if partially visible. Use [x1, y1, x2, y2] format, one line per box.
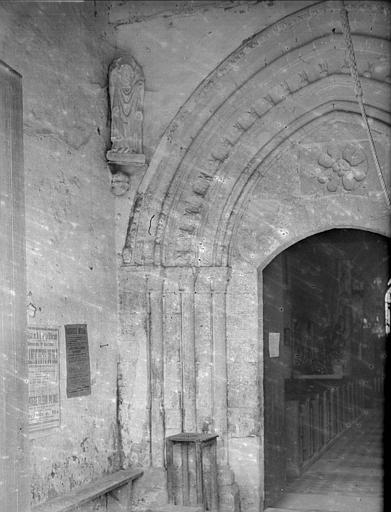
[123, 0, 390, 269]
[228, 107, 391, 268]
[118, 4, 390, 510]
[256, 225, 391, 273]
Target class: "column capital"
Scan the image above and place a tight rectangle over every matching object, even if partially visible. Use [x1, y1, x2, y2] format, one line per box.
[120, 264, 231, 293]
[119, 264, 165, 292]
[164, 266, 196, 293]
[195, 266, 231, 293]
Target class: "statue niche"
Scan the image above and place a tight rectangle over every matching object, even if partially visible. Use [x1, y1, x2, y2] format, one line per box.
[107, 55, 146, 195]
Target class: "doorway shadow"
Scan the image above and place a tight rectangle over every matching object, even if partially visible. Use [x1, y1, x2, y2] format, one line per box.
[262, 229, 388, 510]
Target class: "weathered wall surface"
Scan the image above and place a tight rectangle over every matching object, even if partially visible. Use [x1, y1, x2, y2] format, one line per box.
[0, 2, 119, 506]
[114, 1, 391, 511]
[110, 0, 318, 259]
[108, 0, 317, 162]
[1, 1, 389, 511]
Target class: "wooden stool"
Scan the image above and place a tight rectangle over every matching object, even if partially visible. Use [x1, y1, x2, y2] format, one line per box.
[165, 433, 218, 511]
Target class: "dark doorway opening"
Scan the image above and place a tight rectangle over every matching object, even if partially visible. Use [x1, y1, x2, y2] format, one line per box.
[262, 229, 388, 510]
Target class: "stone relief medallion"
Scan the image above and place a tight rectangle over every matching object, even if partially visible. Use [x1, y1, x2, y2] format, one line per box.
[315, 143, 368, 193]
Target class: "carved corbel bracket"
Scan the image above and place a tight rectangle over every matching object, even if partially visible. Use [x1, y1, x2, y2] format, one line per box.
[108, 159, 146, 196]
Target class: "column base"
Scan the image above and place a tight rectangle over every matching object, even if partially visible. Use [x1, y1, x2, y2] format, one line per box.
[218, 465, 241, 512]
[131, 467, 168, 511]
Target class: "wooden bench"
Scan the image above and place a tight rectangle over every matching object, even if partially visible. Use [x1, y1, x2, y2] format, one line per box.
[32, 468, 143, 512]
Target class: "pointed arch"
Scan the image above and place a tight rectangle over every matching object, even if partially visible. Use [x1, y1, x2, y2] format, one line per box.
[123, 0, 391, 268]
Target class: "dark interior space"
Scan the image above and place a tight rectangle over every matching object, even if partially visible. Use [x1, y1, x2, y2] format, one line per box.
[263, 229, 389, 511]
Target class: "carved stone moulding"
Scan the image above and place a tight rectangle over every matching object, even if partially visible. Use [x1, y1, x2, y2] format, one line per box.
[107, 150, 146, 165]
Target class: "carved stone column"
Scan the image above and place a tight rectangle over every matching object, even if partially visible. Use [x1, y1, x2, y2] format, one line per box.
[195, 267, 240, 512]
[146, 270, 165, 467]
[119, 265, 239, 510]
[166, 267, 197, 433]
[196, 267, 231, 461]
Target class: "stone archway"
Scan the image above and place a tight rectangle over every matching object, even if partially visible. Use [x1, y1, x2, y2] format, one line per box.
[118, 2, 390, 511]
[261, 227, 389, 509]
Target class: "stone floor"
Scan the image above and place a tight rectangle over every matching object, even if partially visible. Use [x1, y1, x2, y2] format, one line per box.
[266, 407, 383, 512]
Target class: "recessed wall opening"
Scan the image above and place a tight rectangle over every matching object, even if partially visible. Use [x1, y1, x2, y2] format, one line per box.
[262, 228, 388, 511]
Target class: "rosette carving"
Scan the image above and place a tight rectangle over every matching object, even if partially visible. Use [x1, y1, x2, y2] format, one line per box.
[317, 144, 367, 192]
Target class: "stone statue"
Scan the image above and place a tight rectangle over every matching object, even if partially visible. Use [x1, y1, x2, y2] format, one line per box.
[107, 55, 146, 195]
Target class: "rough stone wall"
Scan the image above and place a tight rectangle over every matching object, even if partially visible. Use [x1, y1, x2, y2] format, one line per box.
[0, 2, 119, 506]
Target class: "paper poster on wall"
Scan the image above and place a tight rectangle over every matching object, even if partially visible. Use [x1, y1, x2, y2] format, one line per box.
[65, 324, 91, 398]
[27, 326, 60, 432]
[268, 332, 280, 358]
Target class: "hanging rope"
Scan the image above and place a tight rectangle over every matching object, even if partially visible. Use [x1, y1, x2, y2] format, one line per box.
[339, 1, 391, 208]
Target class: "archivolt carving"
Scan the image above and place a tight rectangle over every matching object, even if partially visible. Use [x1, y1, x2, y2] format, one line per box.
[230, 110, 391, 267]
[180, 80, 389, 267]
[122, 1, 390, 268]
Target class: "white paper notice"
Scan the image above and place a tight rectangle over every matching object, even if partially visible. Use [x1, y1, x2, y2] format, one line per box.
[268, 332, 280, 358]
[27, 326, 60, 432]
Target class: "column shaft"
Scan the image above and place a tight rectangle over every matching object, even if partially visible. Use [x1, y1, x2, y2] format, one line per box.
[148, 275, 165, 466]
[210, 273, 230, 463]
[179, 271, 197, 432]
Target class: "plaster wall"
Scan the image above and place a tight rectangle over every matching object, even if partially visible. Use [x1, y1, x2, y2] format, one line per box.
[0, 2, 119, 506]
